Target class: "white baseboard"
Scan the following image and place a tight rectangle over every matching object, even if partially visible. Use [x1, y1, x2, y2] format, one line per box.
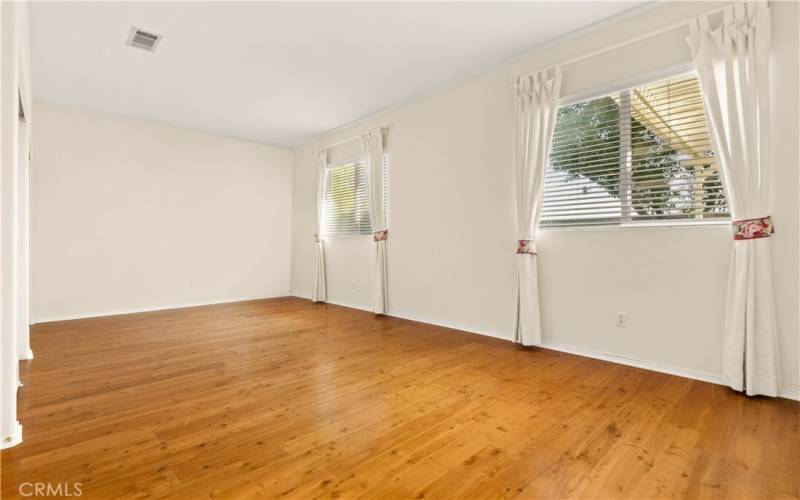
[295, 293, 373, 314]
[779, 388, 800, 401]
[291, 294, 799, 402]
[383, 309, 512, 343]
[1, 421, 23, 449]
[539, 342, 799, 400]
[292, 293, 511, 341]
[539, 344, 798, 401]
[292, 293, 511, 340]
[539, 340, 723, 386]
[31, 293, 291, 324]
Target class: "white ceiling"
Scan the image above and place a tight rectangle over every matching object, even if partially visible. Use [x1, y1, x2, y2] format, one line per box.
[30, 2, 645, 148]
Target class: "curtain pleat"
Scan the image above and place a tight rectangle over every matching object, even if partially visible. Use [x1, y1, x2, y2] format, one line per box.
[512, 67, 562, 346]
[312, 148, 327, 303]
[687, 1, 780, 396]
[361, 129, 388, 315]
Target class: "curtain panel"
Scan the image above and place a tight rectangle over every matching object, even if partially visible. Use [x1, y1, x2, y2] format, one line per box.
[512, 67, 562, 346]
[361, 129, 389, 314]
[312, 148, 328, 303]
[687, 1, 780, 396]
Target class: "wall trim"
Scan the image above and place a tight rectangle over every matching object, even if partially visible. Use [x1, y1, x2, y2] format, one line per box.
[539, 340, 722, 386]
[780, 388, 800, 401]
[292, 293, 372, 316]
[1, 421, 23, 450]
[290, 294, 799, 401]
[383, 308, 511, 343]
[294, 292, 512, 342]
[31, 293, 291, 324]
[534, 343, 798, 401]
[19, 348, 33, 361]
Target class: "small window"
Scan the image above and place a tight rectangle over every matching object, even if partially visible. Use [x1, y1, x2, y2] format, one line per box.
[321, 156, 388, 237]
[541, 73, 729, 228]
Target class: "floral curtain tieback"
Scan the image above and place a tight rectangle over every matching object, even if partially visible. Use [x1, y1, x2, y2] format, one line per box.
[733, 216, 774, 240]
[517, 240, 537, 254]
[374, 230, 389, 242]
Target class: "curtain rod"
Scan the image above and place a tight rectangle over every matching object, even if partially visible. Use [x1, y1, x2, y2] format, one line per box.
[319, 126, 388, 150]
[510, 3, 733, 83]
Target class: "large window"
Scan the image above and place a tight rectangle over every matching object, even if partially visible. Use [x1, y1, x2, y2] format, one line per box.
[321, 156, 388, 237]
[541, 73, 729, 228]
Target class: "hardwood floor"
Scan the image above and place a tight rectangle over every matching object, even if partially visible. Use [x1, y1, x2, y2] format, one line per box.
[1, 297, 798, 499]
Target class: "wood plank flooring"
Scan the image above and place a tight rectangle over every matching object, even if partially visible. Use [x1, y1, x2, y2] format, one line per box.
[1, 297, 798, 499]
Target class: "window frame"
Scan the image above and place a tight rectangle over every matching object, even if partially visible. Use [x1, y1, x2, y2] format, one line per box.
[539, 67, 731, 232]
[320, 154, 389, 238]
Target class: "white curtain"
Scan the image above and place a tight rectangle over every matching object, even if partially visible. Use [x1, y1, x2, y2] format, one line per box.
[312, 148, 328, 303]
[361, 129, 388, 314]
[687, 2, 779, 396]
[512, 68, 562, 346]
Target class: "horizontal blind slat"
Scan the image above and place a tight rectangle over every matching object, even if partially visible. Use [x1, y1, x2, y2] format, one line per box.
[547, 149, 716, 175]
[543, 195, 728, 209]
[551, 128, 713, 156]
[542, 177, 725, 198]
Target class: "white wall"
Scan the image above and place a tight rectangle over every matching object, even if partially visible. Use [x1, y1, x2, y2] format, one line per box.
[291, 1, 799, 397]
[31, 102, 294, 321]
[1, 0, 33, 448]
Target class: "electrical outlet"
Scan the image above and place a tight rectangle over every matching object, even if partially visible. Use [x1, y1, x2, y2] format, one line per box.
[351, 281, 357, 290]
[616, 312, 628, 328]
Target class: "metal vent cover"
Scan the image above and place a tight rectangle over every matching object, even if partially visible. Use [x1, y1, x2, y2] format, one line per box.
[127, 28, 161, 52]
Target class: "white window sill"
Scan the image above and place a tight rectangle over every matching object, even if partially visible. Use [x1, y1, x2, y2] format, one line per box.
[539, 220, 731, 232]
[319, 234, 374, 239]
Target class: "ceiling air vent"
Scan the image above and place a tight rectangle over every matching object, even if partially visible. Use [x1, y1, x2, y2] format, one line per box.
[127, 27, 162, 52]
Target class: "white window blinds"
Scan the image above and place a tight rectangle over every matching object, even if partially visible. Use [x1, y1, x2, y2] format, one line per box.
[541, 73, 729, 228]
[321, 156, 388, 237]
